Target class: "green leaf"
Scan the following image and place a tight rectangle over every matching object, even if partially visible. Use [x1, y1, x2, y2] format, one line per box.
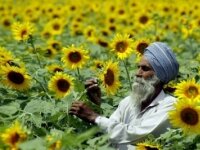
[19, 137, 46, 150]
[24, 100, 55, 114]
[0, 102, 20, 116]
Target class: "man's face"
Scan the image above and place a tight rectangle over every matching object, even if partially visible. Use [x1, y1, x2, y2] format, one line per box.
[130, 56, 161, 111]
[135, 56, 155, 80]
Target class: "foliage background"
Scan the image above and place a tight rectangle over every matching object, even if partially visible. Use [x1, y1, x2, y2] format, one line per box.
[0, 0, 200, 149]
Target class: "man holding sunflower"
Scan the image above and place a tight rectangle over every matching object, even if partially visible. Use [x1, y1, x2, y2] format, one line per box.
[70, 42, 179, 150]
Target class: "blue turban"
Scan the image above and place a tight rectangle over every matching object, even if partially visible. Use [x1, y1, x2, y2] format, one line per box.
[144, 42, 179, 83]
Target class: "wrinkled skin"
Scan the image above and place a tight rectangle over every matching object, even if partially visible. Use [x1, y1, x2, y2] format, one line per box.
[69, 78, 101, 123]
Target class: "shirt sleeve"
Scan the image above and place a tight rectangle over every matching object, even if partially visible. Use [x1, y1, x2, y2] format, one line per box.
[95, 99, 173, 144]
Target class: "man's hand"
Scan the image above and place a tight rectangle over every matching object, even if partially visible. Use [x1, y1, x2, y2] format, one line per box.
[69, 101, 99, 123]
[85, 78, 101, 106]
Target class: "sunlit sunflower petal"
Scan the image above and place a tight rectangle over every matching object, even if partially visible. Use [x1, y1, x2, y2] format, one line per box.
[168, 98, 200, 134]
[48, 72, 74, 99]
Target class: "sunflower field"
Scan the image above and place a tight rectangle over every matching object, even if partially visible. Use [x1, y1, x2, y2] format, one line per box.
[0, 0, 200, 149]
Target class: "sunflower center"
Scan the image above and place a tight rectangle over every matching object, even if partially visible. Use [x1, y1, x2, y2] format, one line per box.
[11, 132, 20, 145]
[104, 69, 114, 86]
[137, 42, 148, 54]
[97, 39, 108, 47]
[3, 19, 11, 27]
[68, 51, 81, 63]
[57, 79, 70, 92]
[54, 68, 63, 72]
[96, 63, 103, 69]
[116, 41, 128, 53]
[43, 32, 51, 39]
[52, 43, 60, 50]
[186, 86, 199, 98]
[53, 23, 60, 30]
[21, 29, 27, 38]
[139, 15, 149, 24]
[144, 146, 159, 150]
[8, 71, 24, 84]
[181, 108, 199, 125]
[45, 49, 53, 56]
[87, 30, 92, 36]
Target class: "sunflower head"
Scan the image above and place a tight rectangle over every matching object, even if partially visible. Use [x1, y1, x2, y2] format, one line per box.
[90, 59, 104, 71]
[47, 39, 62, 51]
[48, 72, 74, 99]
[175, 78, 200, 100]
[61, 45, 90, 70]
[1, 121, 27, 149]
[11, 22, 34, 41]
[46, 134, 62, 150]
[111, 34, 134, 60]
[168, 98, 200, 134]
[46, 18, 65, 35]
[0, 65, 32, 91]
[46, 64, 64, 73]
[42, 47, 57, 59]
[133, 38, 150, 58]
[99, 60, 121, 95]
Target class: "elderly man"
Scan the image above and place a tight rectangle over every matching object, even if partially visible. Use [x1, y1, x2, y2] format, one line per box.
[69, 42, 179, 150]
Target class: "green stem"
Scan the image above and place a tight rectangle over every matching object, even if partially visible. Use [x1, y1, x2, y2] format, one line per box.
[123, 60, 132, 91]
[29, 36, 42, 68]
[33, 77, 52, 101]
[77, 68, 82, 81]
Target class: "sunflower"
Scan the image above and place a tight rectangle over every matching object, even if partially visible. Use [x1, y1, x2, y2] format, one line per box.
[0, 65, 32, 91]
[48, 72, 74, 99]
[1, 15, 13, 28]
[11, 22, 34, 41]
[41, 28, 53, 39]
[83, 25, 96, 42]
[133, 38, 150, 59]
[46, 18, 65, 35]
[42, 47, 57, 59]
[174, 78, 200, 100]
[136, 141, 161, 150]
[1, 121, 27, 149]
[135, 11, 153, 29]
[110, 34, 134, 60]
[46, 135, 62, 150]
[168, 98, 200, 134]
[48, 140, 61, 150]
[46, 64, 64, 73]
[99, 61, 121, 95]
[47, 39, 62, 52]
[90, 59, 104, 71]
[61, 45, 90, 70]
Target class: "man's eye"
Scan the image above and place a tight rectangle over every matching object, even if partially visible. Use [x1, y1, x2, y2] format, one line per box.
[141, 66, 152, 71]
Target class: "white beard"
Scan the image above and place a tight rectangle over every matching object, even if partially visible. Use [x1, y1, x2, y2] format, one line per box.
[130, 75, 161, 113]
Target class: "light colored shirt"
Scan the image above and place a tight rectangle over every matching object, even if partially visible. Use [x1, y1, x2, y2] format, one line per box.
[95, 90, 176, 150]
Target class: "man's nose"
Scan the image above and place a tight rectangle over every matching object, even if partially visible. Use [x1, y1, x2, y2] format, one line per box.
[136, 68, 143, 78]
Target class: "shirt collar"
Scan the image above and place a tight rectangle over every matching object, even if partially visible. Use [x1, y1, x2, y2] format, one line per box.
[149, 90, 165, 107]
[139, 90, 166, 114]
